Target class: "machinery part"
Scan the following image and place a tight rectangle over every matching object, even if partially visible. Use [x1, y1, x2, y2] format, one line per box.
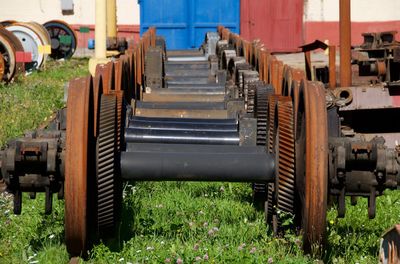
[243, 71, 259, 113]
[266, 94, 281, 226]
[339, 0, 351, 87]
[128, 118, 238, 132]
[6, 24, 45, 71]
[0, 32, 16, 82]
[0, 20, 17, 27]
[0, 26, 25, 74]
[295, 81, 328, 253]
[65, 76, 93, 256]
[0, 53, 4, 80]
[380, 225, 400, 264]
[275, 97, 296, 222]
[96, 94, 120, 233]
[145, 47, 163, 89]
[20, 22, 52, 66]
[0, 27, 25, 82]
[252, 84, 274, 208]
[121, 144, 275, 182]
[332, 87, 353, 106]
[1, 130, 64, 215]
[125, 128, 239, 145]
[44, 20, 77, 60]
[328, 137, 399, 219]
[130, 116, 237, 125]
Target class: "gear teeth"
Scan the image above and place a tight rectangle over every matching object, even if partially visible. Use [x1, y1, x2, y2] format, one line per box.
[276, 97, 295, 215]
[255, 84, 273, 146]
[252, 84, 274, 211]
[97, 94, 118, 230]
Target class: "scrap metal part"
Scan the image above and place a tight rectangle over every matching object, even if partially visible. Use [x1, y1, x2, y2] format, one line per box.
[380, 225, 400, 264]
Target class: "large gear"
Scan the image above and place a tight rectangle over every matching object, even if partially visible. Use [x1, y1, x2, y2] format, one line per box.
[96, 94, 118, 232]
[252, 83, 274, 209]
[276, 97, 295, 215]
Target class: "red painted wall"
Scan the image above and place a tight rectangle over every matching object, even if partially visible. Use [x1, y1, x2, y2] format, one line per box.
[241, 0, 303, 53]
[71, 24, 140, 48]
[304, 21, 400, 46]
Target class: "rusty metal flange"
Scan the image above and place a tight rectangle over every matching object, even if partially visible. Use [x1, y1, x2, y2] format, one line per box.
[0, 53, 4, 80]
[65, 76, 94, 256]
[295, 80, 328, 253]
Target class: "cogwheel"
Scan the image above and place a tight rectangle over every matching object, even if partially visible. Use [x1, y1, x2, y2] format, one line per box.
[276, 97, 295, 216]
[252, 84, 274, 208]
[97, 94, 118, 232]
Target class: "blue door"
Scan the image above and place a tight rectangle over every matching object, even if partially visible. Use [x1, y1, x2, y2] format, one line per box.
[139, 0, 240, 50]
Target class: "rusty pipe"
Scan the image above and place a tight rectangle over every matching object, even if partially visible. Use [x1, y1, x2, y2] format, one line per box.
[340, 0, 351, 87]
[329, 45, 336, 89]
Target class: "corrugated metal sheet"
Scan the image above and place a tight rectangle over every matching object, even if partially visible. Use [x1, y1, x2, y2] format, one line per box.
[241, 0, 303, 52]
[139, 0, 240, 50]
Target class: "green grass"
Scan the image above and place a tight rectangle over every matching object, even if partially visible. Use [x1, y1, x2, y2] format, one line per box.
[0, 58, 89, 146]
[0, 59, 399, 263]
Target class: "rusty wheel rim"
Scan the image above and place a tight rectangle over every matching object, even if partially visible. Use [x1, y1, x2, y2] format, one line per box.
[295, 80, 328, 253]
[0, 27, 25, 76]
[65, 76, 93, 256]
[0, 53, 4, 81]
[0, 31, 17, 82]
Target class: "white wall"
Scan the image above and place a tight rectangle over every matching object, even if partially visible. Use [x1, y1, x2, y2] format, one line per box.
[0, 0, 140, 25]
[305, 0, 400, 22]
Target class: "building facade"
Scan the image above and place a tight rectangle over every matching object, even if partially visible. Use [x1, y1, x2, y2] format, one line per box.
[0, 0, 399, 51]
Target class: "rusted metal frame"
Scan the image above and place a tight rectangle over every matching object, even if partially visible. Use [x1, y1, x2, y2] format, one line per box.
[329, 45, 337, 89]
[304, 51, 312, 81]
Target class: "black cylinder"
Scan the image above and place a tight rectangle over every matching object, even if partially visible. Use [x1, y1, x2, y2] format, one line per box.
[121, 144, 275, 182]
[125, 128, 239, 145]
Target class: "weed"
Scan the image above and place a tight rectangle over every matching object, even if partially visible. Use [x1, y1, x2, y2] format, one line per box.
[0, 59, 398, 263]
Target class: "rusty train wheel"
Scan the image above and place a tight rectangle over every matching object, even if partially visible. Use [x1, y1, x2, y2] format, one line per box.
[0, 30, 16, 82]
[0, 26, 25, 77]
[295, 80, 328, 253]
[65, 76, 94, 256]
[43, 20, 77, 60]
[0, 20, 17, 27]
[0, 53, 4, 81]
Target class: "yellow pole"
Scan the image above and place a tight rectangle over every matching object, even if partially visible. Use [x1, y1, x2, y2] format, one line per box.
[107, 0, 117, 39]
[95, 0, 107, 59]
[89, 0, 109, 75]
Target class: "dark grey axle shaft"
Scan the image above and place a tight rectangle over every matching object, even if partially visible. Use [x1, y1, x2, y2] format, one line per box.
[130, 116, 238, 125]
[121, 143, 275, 182]
[128, 120, 238, 132]
[125, 128, 239, 145]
